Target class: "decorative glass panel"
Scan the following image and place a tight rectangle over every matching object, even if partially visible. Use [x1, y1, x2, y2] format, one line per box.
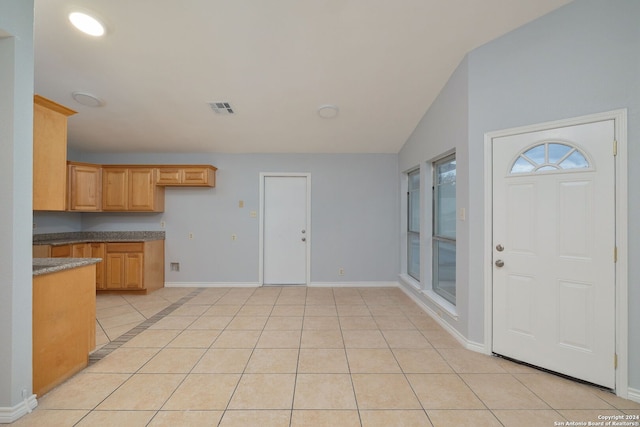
[510, 142, 590, 174]
[560, 151, 590, 169]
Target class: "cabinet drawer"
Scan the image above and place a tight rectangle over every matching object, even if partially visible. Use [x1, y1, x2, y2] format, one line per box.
[51, 245, 71, 257]
[106, 242, 144, 253]
[156, 168, 181, 185]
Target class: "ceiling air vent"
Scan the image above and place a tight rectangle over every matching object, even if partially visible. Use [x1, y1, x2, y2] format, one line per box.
[208, 101, 235, 115]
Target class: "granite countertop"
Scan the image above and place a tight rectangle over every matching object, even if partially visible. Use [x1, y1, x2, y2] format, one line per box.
[33, 258, 102, 276]
[33, 231, 165, 246]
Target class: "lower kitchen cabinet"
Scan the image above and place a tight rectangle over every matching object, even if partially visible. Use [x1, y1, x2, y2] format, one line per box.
[91, 243, 106, 289]
[103, 241, 164, 293]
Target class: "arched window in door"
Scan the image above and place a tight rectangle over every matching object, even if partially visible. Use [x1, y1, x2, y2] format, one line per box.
[510, 142, 590, 174]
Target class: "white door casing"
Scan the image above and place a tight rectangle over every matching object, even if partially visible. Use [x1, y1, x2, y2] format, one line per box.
[260, 174, 310, 285]
[490, 118, 623, 390]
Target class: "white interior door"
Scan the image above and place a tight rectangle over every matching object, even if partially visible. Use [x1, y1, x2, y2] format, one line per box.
[263, 175, 309, 285]
[492, 120, 616, 388]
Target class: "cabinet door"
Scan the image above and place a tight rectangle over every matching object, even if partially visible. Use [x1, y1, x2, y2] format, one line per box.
[91, 243, 106, 290]
[68, 163, 101, 211]
[102, 168, 128, 211]
[105, 253, 125, 289]
[183, 168, 211, 185]
[72, 243, 91, 257]
[33, 96, 76, 211]
[156, 168, 182, 185]
[128, 168, 156, 211]
[124, 253, 144, 289]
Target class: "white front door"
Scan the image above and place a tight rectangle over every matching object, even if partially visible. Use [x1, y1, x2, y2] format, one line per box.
[492, 120, 616, 388]
[262, 175, 309, 285]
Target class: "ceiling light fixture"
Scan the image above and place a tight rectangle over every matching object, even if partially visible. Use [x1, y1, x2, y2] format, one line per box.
[72, 91, 105, 107]
[69, 11, 106, 37]
[317, 104, 339, 119]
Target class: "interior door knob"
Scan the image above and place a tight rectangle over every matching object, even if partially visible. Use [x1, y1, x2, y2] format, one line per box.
[495, 259, 504, 267]
[496, 244, 504, 252]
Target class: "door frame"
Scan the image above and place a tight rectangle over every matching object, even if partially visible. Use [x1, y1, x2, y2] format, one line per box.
[483, 109, 628, 397]
[259, 173, 312, 286]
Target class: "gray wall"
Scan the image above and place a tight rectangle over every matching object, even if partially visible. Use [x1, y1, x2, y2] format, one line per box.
[399, 0, 639, 391]
[40, 152, 400, 284]
[398, 57, 470, 337]
[0, 0, 34, 411]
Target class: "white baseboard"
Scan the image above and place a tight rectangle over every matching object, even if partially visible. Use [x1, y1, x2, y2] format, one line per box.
[628, 387, 640, 403]
[398, 284, 485, 354]
[309, 281, 399, 288]
[0, 394, 37, 424]
[165, 281, 399, 288]
[165, 282, 260, 288]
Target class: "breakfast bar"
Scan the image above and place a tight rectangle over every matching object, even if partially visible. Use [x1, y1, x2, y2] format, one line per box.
[32, 258, 101, 397]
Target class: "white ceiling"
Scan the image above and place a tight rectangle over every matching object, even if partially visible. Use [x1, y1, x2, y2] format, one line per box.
[34, 0, 572, 154]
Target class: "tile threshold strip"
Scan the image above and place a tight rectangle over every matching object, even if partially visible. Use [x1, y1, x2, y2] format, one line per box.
[89, 288, 205, 365]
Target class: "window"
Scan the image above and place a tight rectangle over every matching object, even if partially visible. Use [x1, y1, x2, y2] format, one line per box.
[433, 154, 456, 305]
[511, 142, 590, 174]
[407, 169, 420, 280]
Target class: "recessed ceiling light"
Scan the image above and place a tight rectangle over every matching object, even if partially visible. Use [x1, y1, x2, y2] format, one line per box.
[317, 104, 339, 119]
[69, 12, 106, 37]
[72, 92, 105, 107]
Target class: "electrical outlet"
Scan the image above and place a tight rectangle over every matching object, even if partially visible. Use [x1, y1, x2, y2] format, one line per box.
[250, 211, 257, 218]
[231, 234, 237, 241]
[160, 221, 166, 228]
[33, 223, 37, 230]
[170, 262, 180, 272]
[338, 268, 345, 276]
[188, 232, 193, 239]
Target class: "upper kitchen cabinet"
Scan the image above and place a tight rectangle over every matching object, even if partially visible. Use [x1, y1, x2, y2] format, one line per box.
[156, 165, 217, 187]
[102, 166, 165, 212]
[68, 162, 102, 211]
[33, 95, 77, 211]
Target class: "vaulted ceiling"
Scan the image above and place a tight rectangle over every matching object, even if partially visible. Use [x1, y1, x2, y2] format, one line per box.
[34, 0, 572, 154]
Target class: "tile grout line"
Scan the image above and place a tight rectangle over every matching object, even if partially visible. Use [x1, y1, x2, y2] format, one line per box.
[88, 288, 206, 365]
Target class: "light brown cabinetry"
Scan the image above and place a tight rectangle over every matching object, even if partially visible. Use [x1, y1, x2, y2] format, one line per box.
[68, 162, 102, 211]
[102, 167, 165, 212]
[33, 245, 51, 258]
[33, 264, 96, 396]
[51, 244, 71, 258]
[47, 243, 90, 258]
[91, 243, 106, 289]
[33, 95, 77, 211]
[104, 241, 164, 293]
[157, 165, 217, 187]
[72, 243, 91, 257]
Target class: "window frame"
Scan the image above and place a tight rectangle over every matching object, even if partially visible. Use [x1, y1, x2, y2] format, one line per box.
[432, 153, 456, 305]
[407, 168, 420, 281]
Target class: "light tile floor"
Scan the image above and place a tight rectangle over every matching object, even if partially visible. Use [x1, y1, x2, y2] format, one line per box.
[12, 286, 640, 426]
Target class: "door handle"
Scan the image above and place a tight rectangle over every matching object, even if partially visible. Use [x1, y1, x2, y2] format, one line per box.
[495, 259, 504, 267]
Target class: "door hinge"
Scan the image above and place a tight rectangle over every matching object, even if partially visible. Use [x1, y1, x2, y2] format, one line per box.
[614, 353, 618, 369]
[613, 140, 618, 156]
[614, 247, 618, 263]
